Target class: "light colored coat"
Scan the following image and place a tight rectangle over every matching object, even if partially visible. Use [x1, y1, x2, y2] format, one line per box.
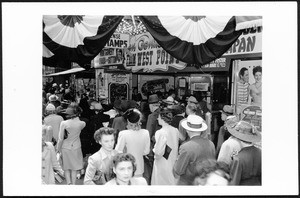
[115, 129, 150, 176]
[42, 142, 63, 184]
[84, 148, 119, 185]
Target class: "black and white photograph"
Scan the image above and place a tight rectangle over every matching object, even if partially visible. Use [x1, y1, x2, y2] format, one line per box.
[2, 1, 298, 196]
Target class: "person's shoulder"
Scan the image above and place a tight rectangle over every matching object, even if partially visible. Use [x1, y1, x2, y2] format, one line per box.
[119, 129, 130, 135]
[45, 142, 55, 150]
[104, 179, 116, 185]
[132, 177, 148, 185]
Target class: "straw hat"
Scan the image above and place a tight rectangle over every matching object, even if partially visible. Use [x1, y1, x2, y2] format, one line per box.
[162, 96, 175, 105]
[226, 120, 261, 143]
[49, 94, 58, 102]
[90, 102, 103, 110]
[188, 96, 198, 104]
[148, 94, 159, 104]
[45, 103, 56, 111]
[181, 115, 208, 132]
[220, 105, 234, 116]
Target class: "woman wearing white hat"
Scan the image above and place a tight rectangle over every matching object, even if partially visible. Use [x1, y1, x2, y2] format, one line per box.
[173, 115, 215, 185]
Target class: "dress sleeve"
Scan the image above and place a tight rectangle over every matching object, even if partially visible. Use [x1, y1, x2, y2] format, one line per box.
[84, 156, 97, 185]
[173, 146, 189, 176]
[143, 130, 150, 155]
[49, 143, 63, 174]
[178, 120, 187, 141]
[153, 130, 167, 159]
[45, 125, 53, 142]
[146, 114, 157, 139]
[56, 122, 66, 152]
[217, 140, 233, 166]
[114, 131, 125, 153]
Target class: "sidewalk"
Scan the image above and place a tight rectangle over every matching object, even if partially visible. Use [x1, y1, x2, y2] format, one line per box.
[57, 174, 84, 185]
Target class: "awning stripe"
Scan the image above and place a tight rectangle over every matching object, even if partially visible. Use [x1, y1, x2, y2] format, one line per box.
[139, 16, 242, 66]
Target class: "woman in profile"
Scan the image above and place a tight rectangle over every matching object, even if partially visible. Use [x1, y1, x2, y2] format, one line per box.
[249, 66, 262, 106]
[151, 108, 183, 185]
[84, 127, 118, 185]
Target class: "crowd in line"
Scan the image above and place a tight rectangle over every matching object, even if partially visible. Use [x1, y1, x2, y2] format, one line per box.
[42, 83, 261, 186]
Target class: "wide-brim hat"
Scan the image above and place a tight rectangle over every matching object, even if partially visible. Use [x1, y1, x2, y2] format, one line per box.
[148, 94, 159, 104]
[113, 99, 122, 111]
[226, 120, 261, 143]
[64, 107, 76, 116]
[90, 102, 103, 110]
[187, 96, 198, 104]
[162, 96, 175, 105]
[220, 105, 234, 115]
[169, 104, 185, 115]
[45, 103, 56, 111]
[99, 94, 108, 101]
[181, 115, 208, 132]
[49, 94, 58, 102]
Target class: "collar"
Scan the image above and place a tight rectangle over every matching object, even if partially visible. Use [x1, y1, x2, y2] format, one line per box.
[99, 148, 115, 160]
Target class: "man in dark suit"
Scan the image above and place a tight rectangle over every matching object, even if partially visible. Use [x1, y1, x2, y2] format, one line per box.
[173, 115, 216, 185]
[143, 94, 161, 184]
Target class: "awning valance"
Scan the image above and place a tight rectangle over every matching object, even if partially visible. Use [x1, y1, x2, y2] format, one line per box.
[44, 67, 85, 76]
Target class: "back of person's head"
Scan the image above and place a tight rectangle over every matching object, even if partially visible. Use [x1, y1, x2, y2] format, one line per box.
[193, 159, 230, 186]
[186, 103, 197, 115]
[123, 108, 142, 131]
[159, 107, 174, 125]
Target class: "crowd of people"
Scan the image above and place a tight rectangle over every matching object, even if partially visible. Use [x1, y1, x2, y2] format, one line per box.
[42, 83, 262, 186]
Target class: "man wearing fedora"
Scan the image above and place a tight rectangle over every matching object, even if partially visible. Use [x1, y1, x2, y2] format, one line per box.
[173, 115, 215, 185]
[144, 94, 162, 184]
[224, 120, 262, 185]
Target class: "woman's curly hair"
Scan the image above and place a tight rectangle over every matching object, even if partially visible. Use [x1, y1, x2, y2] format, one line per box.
[93, 127, 116, 143]
[158, 107, 174, 125]
[111, 153, 137, 177]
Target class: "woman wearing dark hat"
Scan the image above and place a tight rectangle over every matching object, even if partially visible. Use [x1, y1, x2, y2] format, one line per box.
[114, 108, 150, 178]
[57, 103, 86, 185]
[225, 120, 262, 185]
[112, 100, 138, 144]
[84, 127, 118, 185]
[84, 103, 111, 156]
[151, 108, 184, 185]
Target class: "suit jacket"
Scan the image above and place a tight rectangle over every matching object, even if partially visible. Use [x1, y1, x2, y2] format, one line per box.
[84, 148, 118, 185]
[230, 146, 261, 185]
[173, 135, 215, 185]
[146, 109, 161, 139]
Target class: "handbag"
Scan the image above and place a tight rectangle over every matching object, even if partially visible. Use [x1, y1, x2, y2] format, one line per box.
[64, 129, 69, 139]
[54, 169, 65, 184]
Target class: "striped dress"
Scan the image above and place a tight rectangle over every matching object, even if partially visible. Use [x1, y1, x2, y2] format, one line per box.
[237, 81, 249, 106]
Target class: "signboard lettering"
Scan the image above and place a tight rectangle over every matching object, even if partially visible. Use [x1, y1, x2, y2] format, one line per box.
[125, 32, 185, 72]
[224, 27, 262, 56]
